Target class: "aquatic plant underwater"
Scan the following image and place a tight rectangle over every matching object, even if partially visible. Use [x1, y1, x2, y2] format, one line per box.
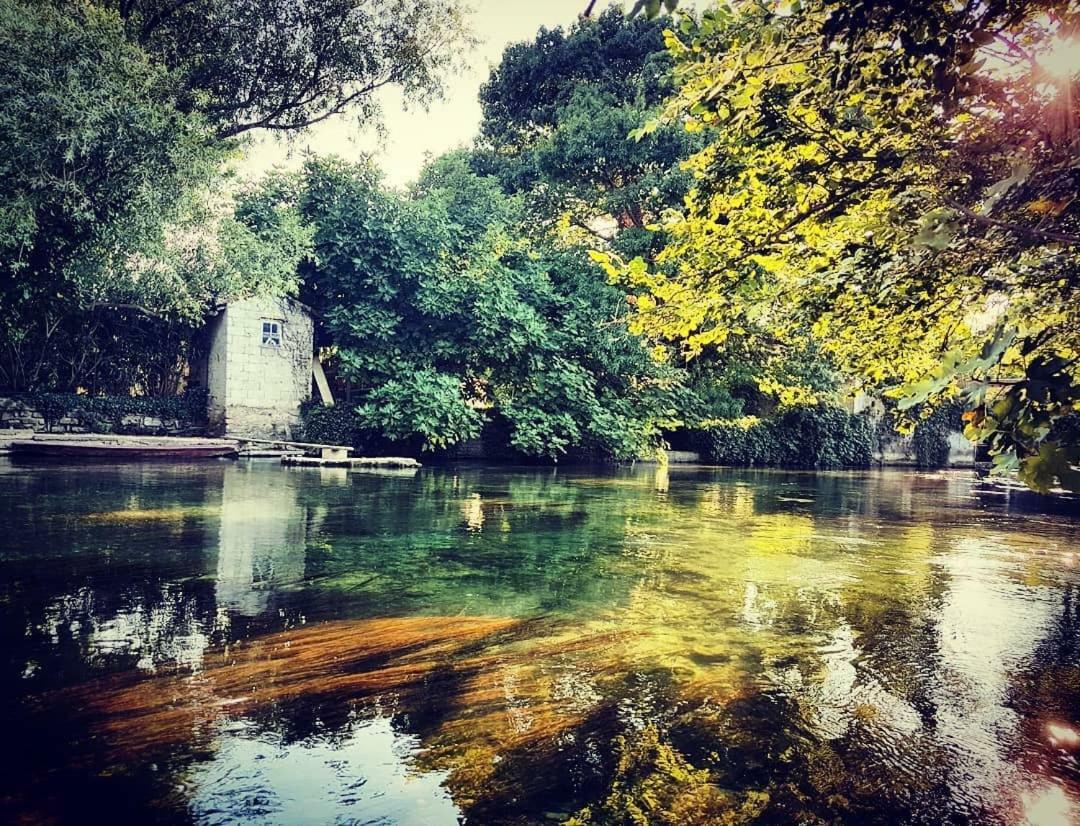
[2, 462, 1078, 823]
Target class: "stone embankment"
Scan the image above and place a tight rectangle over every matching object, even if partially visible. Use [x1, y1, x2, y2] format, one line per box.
[0, 397, 198, 436]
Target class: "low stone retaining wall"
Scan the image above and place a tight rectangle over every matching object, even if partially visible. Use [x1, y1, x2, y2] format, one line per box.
[876, 430, 976, 468]
[666, 450, 701, 464]
[0, 397, 203, 436]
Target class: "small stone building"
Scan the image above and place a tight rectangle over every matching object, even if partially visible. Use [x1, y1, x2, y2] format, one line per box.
[192, 296, 316, 438]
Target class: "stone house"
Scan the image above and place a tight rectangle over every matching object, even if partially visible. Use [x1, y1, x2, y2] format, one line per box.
[191, 296, 320, 438]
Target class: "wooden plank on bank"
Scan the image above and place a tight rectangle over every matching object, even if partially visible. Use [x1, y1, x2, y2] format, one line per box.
[235, 436, 351, 451]
[281, 455, 421, 469]
[312, 357, 335, 407]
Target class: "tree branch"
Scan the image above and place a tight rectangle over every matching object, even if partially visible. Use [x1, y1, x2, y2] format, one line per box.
[88, 302, 166, 318]
[215, 75, 396, 138]
[945, 200, 1080, 245]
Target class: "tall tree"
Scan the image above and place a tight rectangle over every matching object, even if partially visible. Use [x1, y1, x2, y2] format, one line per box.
[476, 6, 695, 248]
[101, 0, 473, 138]
[597, 0, 1080, 491]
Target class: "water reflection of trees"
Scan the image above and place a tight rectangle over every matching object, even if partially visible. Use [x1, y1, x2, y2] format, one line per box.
[2, 462, 1078, 823]
[0, 463, 226, 691]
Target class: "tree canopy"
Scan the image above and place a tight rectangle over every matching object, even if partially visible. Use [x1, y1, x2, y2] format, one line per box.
[103, 0, 473, 137]
[0, 0, 470, 393]
[595, 0, 1080, 490]
[476, 6, 696, 248]
[0, 0, 219, 390]
[295, 153, 682, 459]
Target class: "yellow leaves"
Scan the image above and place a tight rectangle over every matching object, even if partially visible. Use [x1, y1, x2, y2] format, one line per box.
[661, 28, 686, 56]
[587, 249, 624, 283]
[748, 253, 786, 273]
[758, 376, 818, 407]
[800, 107, 822, 127]
[795, 141, 825, 162]
[1026, 196, 1072, 216]
[685, 325, 728, 355]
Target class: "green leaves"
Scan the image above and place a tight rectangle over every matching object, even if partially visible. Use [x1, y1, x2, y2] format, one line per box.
[0, 0, 230, 390]
[477, 7, 693, 237]
[355, 369, 484, 451]
[1018, 443, 1080, 493]
[893, 325, 1017, 410]
[297, 155, 677, 460]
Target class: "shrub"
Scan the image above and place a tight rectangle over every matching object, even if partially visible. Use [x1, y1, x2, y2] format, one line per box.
[694, 417, 773, 466]
[354, 370, 484, 452]
[298, 400, 359, 447]
[694, 404, 873, 469]
[298, 400, 424, 456]
[912, 401, 964, 468]
[771, 404, 874, 469]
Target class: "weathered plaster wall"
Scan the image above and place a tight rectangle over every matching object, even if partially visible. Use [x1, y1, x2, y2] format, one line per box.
[203, 313, 228, 433]
[212, 296, 313, 438]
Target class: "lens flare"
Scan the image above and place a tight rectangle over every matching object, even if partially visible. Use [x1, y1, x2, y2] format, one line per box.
[1038, 36, 1080, 78]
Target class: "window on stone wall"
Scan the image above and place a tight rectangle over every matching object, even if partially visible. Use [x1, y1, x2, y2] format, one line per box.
[261, 319, 282, 348]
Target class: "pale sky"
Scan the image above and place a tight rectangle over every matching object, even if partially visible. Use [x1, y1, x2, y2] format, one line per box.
[237, 1, 643, 189]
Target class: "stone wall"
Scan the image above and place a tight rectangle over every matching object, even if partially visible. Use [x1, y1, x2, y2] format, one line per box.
[204, 296, 314, 439]
[876, 429, 976, 467]
[855, 392, 976, 468]
[0, 397, 196, 436]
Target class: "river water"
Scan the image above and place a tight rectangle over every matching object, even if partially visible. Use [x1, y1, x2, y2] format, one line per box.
[1, 459, 1078, 824]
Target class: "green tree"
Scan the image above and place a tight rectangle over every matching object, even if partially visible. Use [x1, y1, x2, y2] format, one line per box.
[476, 6, 695, 249]
[101, 0, 474, 138]
[0, 0, 223, 390]
[296, 155, 680, 459]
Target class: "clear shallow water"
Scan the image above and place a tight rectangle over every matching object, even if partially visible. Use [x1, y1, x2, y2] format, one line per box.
[1, 459, 1078, 824]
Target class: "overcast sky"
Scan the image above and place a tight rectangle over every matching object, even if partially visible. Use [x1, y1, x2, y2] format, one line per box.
[238, 0, 623, 189]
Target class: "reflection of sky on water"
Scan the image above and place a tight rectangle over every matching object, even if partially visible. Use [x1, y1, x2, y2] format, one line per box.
[187, 716, 458, 825]
[215, 466, 309, 618]
[38, 584, 215, 674]
[931, 539, 1069, 821]
[759, 531, 1078, 823]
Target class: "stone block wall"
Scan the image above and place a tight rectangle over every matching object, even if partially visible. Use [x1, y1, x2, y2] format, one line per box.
[0, 397, 196, 436]
[0, 398, 46, 431]
[204, 296, 314, 439]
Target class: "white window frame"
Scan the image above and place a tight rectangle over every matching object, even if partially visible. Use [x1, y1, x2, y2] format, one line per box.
[261, 318, 282, 348]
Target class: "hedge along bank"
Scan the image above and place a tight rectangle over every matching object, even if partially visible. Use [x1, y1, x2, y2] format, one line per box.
[694, 403, 976, 470]
[694, 405, 876, 470]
